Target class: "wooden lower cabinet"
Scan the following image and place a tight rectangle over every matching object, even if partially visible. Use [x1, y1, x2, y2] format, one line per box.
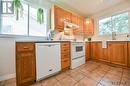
[97, 42, 109, 62]
[85, 42, 91, 61]
[61, 42, 70, 71]
[91, 42, 128, 66]
[91, 42, 99, 60]
[108, 42, 127, 66]
[91, 42, 109, 62]
[128, 42, 130, 67]
[16, 42, 36, 86]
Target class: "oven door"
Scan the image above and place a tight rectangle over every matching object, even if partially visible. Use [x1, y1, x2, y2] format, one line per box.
[71, 43, 85, 59]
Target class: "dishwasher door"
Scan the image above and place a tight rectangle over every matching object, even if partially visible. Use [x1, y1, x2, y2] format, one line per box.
[35, 43, 61, 81]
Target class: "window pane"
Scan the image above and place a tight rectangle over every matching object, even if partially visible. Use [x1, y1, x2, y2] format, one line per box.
[99, 17, 112, 35]
[1, 3, 28, 35]
[29, 6, 47, 37]
[112, 12, 129, 34]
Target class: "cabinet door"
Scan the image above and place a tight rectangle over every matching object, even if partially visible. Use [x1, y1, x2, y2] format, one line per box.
[63, 10, 71, 22]
[73, 17, 84, 34]
[86, 43, 91, 61]
[91, 42, 98, 60]
[71, 14, 78, 24]
[128, 42, 130, 67]
[16, 43, 36, 86]
[83, 18, 94, 34]
[54, 6, 64, 31]
[97, 42, 109, 62]
[108, 42, 127, 66]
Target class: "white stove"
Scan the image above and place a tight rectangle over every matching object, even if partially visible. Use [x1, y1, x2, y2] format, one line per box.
[71, 42, 85, 69]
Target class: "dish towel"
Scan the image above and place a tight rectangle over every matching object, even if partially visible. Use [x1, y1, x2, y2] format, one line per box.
[102, 40, 107, 48]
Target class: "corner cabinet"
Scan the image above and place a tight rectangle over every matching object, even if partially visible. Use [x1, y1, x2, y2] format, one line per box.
[61, 42, 70, 71]
[16, 42, 36, 86]
[108, 42, 128, 66]
[83, 18, 94, 34]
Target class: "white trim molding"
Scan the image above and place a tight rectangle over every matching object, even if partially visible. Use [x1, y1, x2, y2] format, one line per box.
[0, 73, 16, 81]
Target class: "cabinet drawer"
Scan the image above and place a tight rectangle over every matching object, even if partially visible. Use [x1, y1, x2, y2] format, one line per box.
[16, 42, 34, 52]
[61, 48, 70, 53]
[61, 58, 70, 69]
[61, 54, 70, 59]
[61, 43, 70, 48]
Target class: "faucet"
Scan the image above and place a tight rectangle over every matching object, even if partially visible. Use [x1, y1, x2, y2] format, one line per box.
[112, 32, 116, 40]
[127, 34, 130, 40]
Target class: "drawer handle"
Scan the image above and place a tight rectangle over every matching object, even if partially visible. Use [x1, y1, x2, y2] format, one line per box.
[64, 60, 68, 62]
[23, 47, 29, 49]
[49, 69, 53, 71]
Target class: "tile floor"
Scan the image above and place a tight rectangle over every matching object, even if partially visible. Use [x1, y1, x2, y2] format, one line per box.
[0, 61, 130, 86]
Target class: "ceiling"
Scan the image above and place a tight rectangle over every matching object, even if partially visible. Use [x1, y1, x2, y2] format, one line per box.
[52, 0, 127, 17]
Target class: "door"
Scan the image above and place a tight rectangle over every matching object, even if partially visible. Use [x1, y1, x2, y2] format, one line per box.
[35, 43, 61, 80]
[108, 42, 127, 66]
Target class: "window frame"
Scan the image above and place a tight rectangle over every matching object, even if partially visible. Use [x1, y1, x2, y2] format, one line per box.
[0, 1, 48, 38]
[98, 10, 130, 36]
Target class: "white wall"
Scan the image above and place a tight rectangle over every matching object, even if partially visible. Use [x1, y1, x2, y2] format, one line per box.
[92, 1, 130, 41]
[0, 0, 53, 81]
[0, 38, 15, 81]
[0, 37, 46, 81]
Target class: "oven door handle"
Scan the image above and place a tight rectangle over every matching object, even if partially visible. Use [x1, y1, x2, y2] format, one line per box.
[72, 55, 85, 60]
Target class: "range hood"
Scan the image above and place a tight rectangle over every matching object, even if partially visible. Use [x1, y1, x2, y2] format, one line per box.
[64, 21, 80, 29]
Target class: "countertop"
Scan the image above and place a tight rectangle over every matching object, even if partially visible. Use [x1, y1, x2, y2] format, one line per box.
[16, 40, 130, 43]
[90, 40, 130, 42]
[16, 40, 71, 43]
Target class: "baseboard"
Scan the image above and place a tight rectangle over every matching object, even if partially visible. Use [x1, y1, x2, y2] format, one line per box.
[0, 73, 16, 81]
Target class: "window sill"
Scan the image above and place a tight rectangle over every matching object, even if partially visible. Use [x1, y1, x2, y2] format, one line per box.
[0, 34, 46, 39]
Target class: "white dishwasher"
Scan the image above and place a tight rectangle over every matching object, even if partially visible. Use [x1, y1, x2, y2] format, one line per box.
[35, 43, 61, 81]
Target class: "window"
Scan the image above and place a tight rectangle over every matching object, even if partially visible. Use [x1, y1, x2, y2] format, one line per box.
[29, 6, 47, 36]
[0, 1, 47, 37]
[99, 12, 129, 35]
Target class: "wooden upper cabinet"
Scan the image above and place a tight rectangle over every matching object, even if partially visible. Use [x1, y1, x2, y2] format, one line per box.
[128, 42, 130, 67]
[51, 6, 64, 32]
[63, 10, 72, 22]
[83, 18, 94, 34]
[108, 42, 127, 66]
[71, 14, 78, 24]
[55, 6, 64, 31]
[16, 42, 36, 86]
[78, 17, 84, 33]
[73, 16, 84, 35]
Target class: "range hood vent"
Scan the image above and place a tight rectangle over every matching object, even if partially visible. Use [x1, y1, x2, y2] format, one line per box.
[64, 21, 80, 29]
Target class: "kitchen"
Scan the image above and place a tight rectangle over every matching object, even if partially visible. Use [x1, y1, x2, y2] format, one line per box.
[0, 0, 130, 86]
